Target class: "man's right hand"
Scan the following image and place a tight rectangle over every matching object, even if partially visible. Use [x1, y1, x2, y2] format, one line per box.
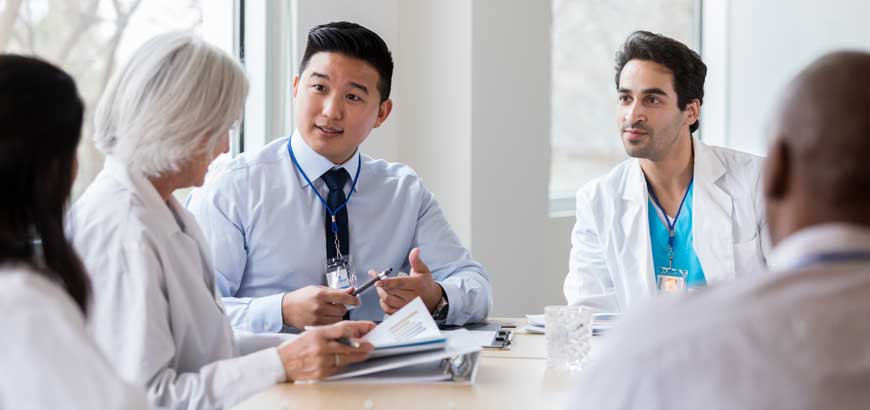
[281, 285, 360, 329]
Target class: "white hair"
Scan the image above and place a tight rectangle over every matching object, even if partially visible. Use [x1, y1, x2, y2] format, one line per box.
[93, 31, 248, 178]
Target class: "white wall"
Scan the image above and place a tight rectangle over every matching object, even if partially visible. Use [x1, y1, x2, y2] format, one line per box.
[395, 1, 473, 245]
[469, 1, 561, 316]
[702, 0, 870, 155]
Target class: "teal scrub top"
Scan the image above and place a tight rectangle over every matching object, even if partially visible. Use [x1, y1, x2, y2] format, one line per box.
[648, 183, 707, 288]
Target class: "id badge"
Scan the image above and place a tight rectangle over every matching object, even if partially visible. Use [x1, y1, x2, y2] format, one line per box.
[324, 254, 358, 310]
[656, 267, 688, 295]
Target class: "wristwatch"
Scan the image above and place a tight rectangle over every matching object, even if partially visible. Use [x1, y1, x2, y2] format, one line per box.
[432, 284, 449, 321]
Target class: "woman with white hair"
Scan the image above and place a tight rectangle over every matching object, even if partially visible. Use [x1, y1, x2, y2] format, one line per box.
[67, 31, 374, 410]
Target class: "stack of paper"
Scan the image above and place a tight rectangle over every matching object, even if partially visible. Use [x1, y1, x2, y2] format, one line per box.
[321, 297, 482, 384]
[523, 312, 622, 336]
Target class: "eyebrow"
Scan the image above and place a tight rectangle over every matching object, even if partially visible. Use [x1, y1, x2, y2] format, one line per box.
[618, 87, 669, 97]
[309, 72, 369, 95]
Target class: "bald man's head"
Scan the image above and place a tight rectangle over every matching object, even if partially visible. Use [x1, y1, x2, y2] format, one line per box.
[764, 51, 870, 244]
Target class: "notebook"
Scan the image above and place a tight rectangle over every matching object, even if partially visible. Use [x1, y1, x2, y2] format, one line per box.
[318, 297, 482, 383]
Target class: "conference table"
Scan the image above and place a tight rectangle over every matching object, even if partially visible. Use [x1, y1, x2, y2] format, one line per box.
[231, 318, 602, 410]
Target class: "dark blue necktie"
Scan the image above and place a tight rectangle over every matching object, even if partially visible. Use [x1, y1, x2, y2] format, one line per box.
[321, 168, 350, 259]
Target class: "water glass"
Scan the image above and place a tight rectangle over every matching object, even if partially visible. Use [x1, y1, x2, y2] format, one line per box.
[545, 305, 593, 371]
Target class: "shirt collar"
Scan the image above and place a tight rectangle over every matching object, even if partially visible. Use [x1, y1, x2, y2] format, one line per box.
[767, 223, 870, 271]
[289, 130, 361, 192]
[102, 156, 184, 235]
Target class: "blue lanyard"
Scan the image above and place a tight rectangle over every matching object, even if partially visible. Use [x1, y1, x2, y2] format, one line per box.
[645, 176, 694, 249]
[791, 250, 870, 271]
[287, 139, 361, 235]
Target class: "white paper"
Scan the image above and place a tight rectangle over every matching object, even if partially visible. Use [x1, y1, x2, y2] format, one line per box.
[442, 328, 497, 347]
[363, 297, 441, 346]
[526, 314, 546, 327]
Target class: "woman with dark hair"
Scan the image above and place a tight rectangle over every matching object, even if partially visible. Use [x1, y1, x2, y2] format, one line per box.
[0, 54, 148, 409]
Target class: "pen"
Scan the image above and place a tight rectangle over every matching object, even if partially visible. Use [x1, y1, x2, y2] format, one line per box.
[303, 326, 362, 348]
[352, 268, 392, 296]
[336, 337, 361, 348]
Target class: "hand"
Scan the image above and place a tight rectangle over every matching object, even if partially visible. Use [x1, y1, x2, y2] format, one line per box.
[277, 321, 375, 381]
[281, 285, 360, 329]
[373, 248, 443, 314]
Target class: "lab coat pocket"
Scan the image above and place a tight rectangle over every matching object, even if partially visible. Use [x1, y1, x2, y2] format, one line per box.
[733, 235, 763, 277]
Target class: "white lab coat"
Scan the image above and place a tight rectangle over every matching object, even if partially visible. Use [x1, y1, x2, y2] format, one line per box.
[564, 137, 769, 312]
[0, 265, 150, 410]
[569, 224, 870, 410]
[67, 158, 292, 410]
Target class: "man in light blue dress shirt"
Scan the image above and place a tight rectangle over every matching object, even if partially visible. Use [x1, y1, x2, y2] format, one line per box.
[187, 22, 491, 332]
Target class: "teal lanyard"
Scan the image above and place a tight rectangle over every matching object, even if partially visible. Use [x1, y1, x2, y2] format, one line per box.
[645, 176, 694, 269]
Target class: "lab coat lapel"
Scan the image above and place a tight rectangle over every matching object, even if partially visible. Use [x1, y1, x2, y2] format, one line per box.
[620, 160, 657, 301]
[691, 137, 735, 284]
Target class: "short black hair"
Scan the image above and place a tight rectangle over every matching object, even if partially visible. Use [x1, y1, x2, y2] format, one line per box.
[299, 21, 394, 102]
[615, 31, 707, 133]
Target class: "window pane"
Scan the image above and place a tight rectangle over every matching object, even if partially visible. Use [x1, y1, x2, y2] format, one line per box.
[1, 0, 205, 200]
[550, 0, 695, 212]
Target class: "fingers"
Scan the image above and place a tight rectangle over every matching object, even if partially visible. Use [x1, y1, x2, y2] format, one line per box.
[379, 297, 402, 314]
[408, 247, 430, 274]
[341, 320, 377, 337]
[380, 293, 411, 311]
[313, 320, 372, 340]
[314, 301, 347, 318]
[319, 288, 360, 306]
[377, 276, 421, 291]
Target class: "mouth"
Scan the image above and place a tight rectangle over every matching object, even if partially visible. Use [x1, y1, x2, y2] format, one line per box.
[622, 128, 648, 141]
[315, 124, 344, 137]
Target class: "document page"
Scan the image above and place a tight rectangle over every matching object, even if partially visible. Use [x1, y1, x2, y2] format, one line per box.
[363, 297, 441, 346]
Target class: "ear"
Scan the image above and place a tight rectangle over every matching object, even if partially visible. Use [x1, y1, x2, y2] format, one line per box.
[373, 99, 393, 129]
[684, 99, 700, 128]
[763, 138, 790, 202]
[292, 75, 300, 98]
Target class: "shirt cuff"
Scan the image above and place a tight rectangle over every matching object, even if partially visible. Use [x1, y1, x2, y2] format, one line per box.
[437, 281, 464, 325]
[248, 292, 286, 333]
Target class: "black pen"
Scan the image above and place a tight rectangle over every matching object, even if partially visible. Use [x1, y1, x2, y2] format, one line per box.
[352, 268, 392, 296]
[336, 337, 361, 348]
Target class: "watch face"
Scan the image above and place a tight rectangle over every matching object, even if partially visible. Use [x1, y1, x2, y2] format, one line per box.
[434, 297, 449, 320]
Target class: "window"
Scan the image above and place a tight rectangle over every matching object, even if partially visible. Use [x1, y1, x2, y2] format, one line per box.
[0, 0, 225, 200]
[550, 0, 697, 215]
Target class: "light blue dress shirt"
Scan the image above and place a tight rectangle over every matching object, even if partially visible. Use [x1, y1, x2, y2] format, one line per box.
[648, 184, 707, 288]
[186, 133, 491, 332]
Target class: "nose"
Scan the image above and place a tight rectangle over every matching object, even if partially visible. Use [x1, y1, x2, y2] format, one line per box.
[624, 101, 646, 126]
[321, 93, 344, 120]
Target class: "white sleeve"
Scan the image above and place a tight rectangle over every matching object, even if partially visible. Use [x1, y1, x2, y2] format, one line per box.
[409, 184, 491, 325]
[233, 330, 298, 356]
[0, 278, 151, 410]
[91, 239, 285, 410]
[565, 187, 620, 312]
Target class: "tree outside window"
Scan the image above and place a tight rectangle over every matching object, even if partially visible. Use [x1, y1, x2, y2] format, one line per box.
[1, 0, 203, 199]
